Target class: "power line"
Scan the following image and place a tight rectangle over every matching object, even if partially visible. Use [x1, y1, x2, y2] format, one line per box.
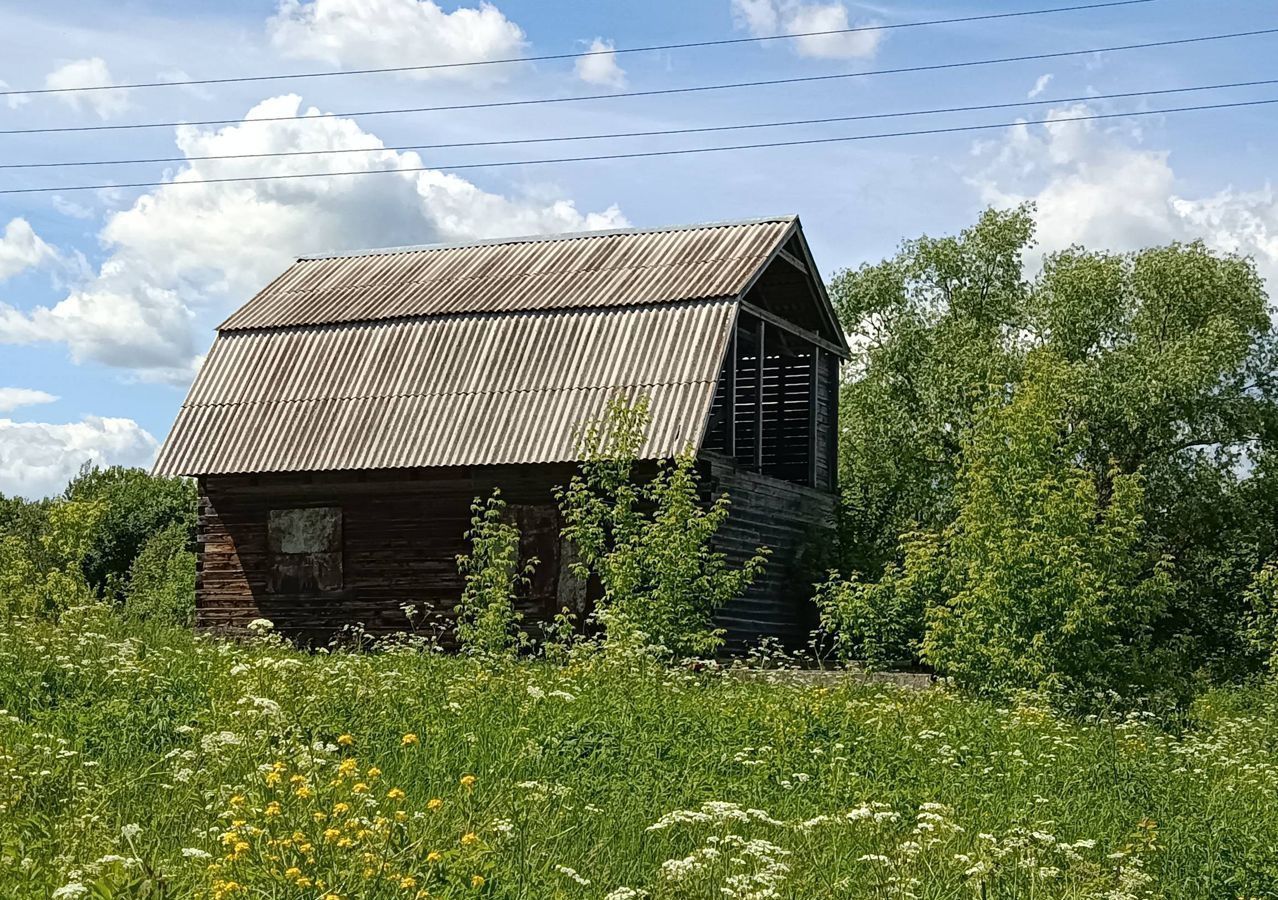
[0, 0, 1156, 98]
[2, 27, 1273, 138]
[4, 97, 1272, 196]
[3, 78, 1274, 171]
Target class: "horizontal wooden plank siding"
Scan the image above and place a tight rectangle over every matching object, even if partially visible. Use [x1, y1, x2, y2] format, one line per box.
[198, 455, 836, 652]
[197, 466, 577, 643]
[700, 452, 837, 650]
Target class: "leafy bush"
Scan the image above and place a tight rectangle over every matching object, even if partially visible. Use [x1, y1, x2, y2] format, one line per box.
[823, 354, 1179, 699]
[1244, 562, 1278, 673]
[558, 395, 769, 657]
[921, 356, 1176, 698]
[814, 529, 941, 670]
[0, 492, 103, 619]
[64, 465, 196, 602]
[454, 490, 532, 656]
[123, 520, 196, 627]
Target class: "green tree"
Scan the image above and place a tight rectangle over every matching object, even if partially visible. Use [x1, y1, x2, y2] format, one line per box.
[830, 206, 1278, 685]
[557, 395, 770, 657]
[832, 207, 1031, 577]
[64, 465, 197, 602]
[0, 491, 103, 619]
[123, 520, 197, 627]
[919, 354, 1175, 697]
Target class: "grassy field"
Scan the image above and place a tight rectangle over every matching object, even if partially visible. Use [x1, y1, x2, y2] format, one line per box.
[2, 608, 1277, 899]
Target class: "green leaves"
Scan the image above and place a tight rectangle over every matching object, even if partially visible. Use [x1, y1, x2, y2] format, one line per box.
[557, 395, 769, 658]
[827, 205, 1277, 697]
[455, 489, 532, 657]
[920, 353, 1175, 698]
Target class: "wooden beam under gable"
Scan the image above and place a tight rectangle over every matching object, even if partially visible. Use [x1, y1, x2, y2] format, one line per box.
[777, 247, 809, 276]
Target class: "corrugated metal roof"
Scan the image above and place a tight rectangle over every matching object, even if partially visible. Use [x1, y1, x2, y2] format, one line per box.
[220, 217, 794, 330]
[154, 299, 736, 475]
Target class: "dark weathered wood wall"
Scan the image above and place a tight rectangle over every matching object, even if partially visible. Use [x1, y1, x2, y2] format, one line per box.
[197, 455, 835, 650]
[699, 453, 837, 650]
[197, 466, 577, 644]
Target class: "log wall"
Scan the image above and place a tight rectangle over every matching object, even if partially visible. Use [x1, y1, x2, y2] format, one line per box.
[197, 457, 835, 650]
[197, 466, 577, 644]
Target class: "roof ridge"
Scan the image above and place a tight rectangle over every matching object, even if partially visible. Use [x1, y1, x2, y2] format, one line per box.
[295, 214, 799, 261]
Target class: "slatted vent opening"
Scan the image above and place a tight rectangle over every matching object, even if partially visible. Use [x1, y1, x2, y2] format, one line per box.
[703, 313, 833, 487]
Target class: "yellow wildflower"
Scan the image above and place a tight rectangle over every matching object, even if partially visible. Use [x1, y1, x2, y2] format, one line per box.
[471, 875, 485, 888]
[264, 802, 281, 817]
[264, 770, 282, 786]
[337, 734, 355, 746]
[401, 733, 419, 746]
[337, 759, 358, 777]
[460, 832, 479, 847]
[400, 875, 417, 889]
[426, 851, 442, 864]
[312, 811, 327, 822]
[367, 767, 382, 779]
[427, 798, 444, 811]
[352, 782, 369, 794]
[295, 784, 314, 799]
[229, 795, 246, 808]
[459, 774, 476, 790]
[333, 802, 351, 815]
[323, 828, 341, 843]
[284, 867, 302, 880]
[388, 787, 406, 801]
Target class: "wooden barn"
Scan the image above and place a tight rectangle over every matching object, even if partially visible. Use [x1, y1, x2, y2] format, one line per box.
[153, 216, 848, 649]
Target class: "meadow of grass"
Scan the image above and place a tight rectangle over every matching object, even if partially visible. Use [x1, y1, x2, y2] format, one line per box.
[2, 606, 1277, 900]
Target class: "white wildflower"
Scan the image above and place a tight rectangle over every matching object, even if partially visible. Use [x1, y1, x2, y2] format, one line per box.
[555, 864, 591, 886]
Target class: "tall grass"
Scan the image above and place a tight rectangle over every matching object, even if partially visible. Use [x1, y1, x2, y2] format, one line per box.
[2, 607, 1276, 898]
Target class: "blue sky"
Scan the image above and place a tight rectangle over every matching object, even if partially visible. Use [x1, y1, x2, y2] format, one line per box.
[0, 0, 1275, 496]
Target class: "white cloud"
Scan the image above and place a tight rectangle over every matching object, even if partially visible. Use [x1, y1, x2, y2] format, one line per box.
[0, 94, 626, 383]
[268, 0, 524, 82]
[44, 57, 129, 119]
[50, 196, 96, 220]
[0, 415, 157, 499]
[731, 0, 882, 60]
[575, 38, 626, 89]
[969, 104, 1278, 288]
[0, 78, 29, 110]
[0, 218, 55, 281]
[0, 388, 57, 413]
[1027, 73, 1053, 100]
